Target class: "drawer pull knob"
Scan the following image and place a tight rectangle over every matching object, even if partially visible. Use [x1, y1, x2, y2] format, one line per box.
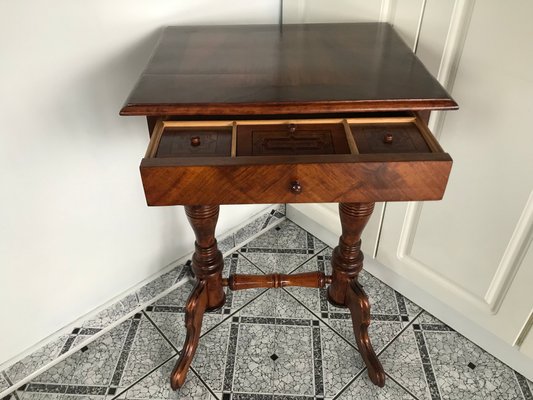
[191, 136, 201, 146]
[383, 133, 393, 144]
[288, 124, 297, 133]
[290, 181, 302, 194]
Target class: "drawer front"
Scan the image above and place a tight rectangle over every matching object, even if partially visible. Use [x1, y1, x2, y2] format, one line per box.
[140, 156, 452, 205]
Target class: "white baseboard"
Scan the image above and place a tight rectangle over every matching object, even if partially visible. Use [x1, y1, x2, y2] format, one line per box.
[287, 204, 533, 380]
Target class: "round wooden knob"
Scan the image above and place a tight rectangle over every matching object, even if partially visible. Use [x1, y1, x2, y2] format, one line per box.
[290, 181, 302, 194]
[383, 133, 393, 144]
[288, 124, 296, 133]
[191, 136, 201, 146]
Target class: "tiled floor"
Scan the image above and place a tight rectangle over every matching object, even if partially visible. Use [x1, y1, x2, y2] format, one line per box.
[8, 218, 533, 400]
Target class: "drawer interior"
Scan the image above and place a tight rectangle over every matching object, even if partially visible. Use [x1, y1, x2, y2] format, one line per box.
[147, 124, 233, 158]
[351, 123, 430, 154]
[236, 123, 350, 156]
[144, 114, 443, 161]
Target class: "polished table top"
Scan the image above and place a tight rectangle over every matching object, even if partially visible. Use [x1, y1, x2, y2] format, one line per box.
[120, 23, 457, 116]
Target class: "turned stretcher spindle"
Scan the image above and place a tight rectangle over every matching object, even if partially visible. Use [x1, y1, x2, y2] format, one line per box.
[222, 272, 332, 291]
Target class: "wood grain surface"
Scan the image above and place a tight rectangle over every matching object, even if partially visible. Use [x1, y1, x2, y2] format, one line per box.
[120, 23, 457, 116]
[140, 156, 452, 205]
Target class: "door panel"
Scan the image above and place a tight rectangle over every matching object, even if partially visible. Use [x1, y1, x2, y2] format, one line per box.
[391, 0, 425, 47]
[416, 0, 455, 75]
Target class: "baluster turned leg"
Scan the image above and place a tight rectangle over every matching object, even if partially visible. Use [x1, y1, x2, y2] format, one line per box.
[170, 205, 226, 390]
[327, 202, 385, 387]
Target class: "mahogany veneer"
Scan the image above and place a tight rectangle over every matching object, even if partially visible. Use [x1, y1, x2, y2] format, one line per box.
[140, 115, 451, 206]
[120, 22, 456, 391]
[120, 23, 457, 116]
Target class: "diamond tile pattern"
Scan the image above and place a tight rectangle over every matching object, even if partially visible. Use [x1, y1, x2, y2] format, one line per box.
[239, 219, 327, 274]
[82, 294, 140, 329]
[5, 335, 70, 386]
[8, 216, 533, 400]
[117, 359, 216, 399]
[16, 313, 175, 399]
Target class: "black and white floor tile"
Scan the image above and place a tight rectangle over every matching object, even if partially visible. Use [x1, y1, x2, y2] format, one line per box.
[1, 372, 10, 393]
[116, 358, 216, 399]
[82, 294, 140, 330]
[15, 312, 176, 400]
[238, 219, 327, 275]
[6, 216, 533, 400]
[5, 335, 71, 388]
[135, 265, 185, 304]
[233, 207, 285, 250]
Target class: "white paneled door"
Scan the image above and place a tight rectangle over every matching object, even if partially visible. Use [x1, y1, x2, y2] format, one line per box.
[286, 0, 533, 379]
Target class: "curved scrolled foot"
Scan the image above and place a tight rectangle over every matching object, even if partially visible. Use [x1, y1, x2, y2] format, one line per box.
[345, 279, 386, 387]
[170, 280, 208, 390]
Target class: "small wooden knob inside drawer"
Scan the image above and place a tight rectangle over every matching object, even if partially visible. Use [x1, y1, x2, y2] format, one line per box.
[191, 136, 201, 146]
[383, 133, 393, 144]
[290, 180, 302, 194]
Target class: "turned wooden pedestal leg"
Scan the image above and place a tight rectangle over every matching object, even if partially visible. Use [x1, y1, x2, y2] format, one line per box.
[327, 202, 385, 387]
[170, 205, 225, 390]
[170, 203, 384, 390]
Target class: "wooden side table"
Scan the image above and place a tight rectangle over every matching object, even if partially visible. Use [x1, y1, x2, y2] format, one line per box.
[120, 23, 456, 390]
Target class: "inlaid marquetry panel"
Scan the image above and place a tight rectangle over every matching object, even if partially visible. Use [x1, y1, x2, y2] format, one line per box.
[237, 123, 350, 156]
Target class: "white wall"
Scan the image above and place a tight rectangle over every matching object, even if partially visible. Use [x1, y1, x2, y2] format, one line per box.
[0, 0, 280, 365]
[283, 0, 380, 23]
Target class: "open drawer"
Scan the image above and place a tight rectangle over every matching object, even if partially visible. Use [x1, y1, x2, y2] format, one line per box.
[140, 114, 452, 205]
